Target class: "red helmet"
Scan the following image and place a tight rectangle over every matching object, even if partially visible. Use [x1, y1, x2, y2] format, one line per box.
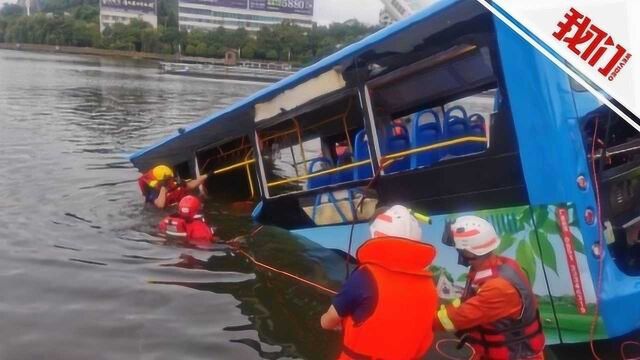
[178, 195, 201, 219]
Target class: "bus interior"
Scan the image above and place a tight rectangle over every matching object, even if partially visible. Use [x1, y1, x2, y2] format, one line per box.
[256, 91, 379, 225]
[196, 135, 258, 202]
[584, 108, 640, 275]
[366, 44, 494, 176]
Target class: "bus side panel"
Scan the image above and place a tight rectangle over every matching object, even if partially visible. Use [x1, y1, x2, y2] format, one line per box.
[529, 203, 605, 342]
[293, 205, 563, 344]
[493, 19, 613, 340]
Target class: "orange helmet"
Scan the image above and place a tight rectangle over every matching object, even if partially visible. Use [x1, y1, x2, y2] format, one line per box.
[178, 195, 201, 219]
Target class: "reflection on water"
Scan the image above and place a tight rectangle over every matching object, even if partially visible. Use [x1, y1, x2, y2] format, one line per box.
[0, 49, 345, 360]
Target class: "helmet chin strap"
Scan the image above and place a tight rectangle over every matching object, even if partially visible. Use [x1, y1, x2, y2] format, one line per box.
[457, 250, 491, 268]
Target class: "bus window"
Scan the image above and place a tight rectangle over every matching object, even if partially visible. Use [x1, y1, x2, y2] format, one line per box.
[366, 45, 495, 175]
[584, 109, 640, 275]
[257, 94, 371, 197]
[196, 135, 257, 202]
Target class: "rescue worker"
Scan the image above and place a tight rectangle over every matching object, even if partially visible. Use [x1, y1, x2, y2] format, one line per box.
[436, 215, 545, 360]
[138, 165, 208, 209]
[158, 195, 215, 247]
[320, 205, 438, 360]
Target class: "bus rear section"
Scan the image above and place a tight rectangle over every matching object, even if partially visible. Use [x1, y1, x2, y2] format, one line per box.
[582, 107, 640, 276]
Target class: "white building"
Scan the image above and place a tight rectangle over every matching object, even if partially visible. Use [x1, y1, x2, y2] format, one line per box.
[178, 0, 314, 32]
[379, 0, 437, 24]
[100, 0, 158, 32]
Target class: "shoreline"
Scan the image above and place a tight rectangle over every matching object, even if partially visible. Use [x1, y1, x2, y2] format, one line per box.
[0, 42, 293, 82]
[0, 42, 235, 65]
[1, 42, 181, 62]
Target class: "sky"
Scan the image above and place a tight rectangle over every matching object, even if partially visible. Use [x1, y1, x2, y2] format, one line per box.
[315, 0, 383, 25]
[0, 0, 384, 25]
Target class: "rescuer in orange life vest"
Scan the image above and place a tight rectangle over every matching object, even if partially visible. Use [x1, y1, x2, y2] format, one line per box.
[158, 195, 215, 247]
[436, 216, 546, 360]
[138, 165, 209, 209]
[320, 205, 438, 360]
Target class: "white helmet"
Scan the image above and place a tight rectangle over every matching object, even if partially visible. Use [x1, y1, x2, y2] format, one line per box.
[450, 215, 500, 256]
[369, 205, 422, 241]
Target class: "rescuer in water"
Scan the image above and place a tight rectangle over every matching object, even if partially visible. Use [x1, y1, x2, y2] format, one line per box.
[158, 195, 215, 247]
[138, 165, 208, 209]
[320, 205, 438, 360]
[436, 215, 545, 360]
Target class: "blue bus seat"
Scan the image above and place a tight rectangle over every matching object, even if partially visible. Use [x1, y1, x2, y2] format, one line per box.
[384, 123, 411, 173]
[445, 106, 470, 156]
[307, 157, 333, 189]
[413, 109, 442, 168]
[468, 113, 487, 153]
[354, 129, 373, 180]
[334, 151, 354, 184]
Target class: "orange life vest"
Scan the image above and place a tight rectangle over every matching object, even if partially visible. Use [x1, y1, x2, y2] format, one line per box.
[462, 256, 545, 360]
[137, 169, 187, 206]
[340, 236, 438, 360]
[158, 214, 214, 247]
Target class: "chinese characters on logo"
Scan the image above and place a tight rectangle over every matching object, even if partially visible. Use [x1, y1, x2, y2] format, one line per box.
[553, 8, 632, 81]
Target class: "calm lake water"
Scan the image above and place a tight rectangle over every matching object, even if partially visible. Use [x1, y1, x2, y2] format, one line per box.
[0, 49, 631, 360]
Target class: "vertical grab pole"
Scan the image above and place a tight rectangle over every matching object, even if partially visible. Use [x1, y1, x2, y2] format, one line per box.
[244, 149, 255, 199]
[342, 97, 354, 157]
[193, 152, 206, 197]
[293, 118, 308, 175]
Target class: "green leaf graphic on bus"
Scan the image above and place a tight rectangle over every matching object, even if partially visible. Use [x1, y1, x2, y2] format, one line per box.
[516, 240, 536, 284]
[530, 231, 558, 275]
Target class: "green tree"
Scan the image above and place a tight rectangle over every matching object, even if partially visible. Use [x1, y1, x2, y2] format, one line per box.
[0, 4, 24, 17]
[227, 27, 248, 50]
[241, 38, 257, 59]
[0, 2, 379, 63]
[157, 0, 177, 28]
[72, 4, 98, 22]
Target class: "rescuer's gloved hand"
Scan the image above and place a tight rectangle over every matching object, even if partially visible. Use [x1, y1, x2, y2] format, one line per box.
[157, 178, 169, 188]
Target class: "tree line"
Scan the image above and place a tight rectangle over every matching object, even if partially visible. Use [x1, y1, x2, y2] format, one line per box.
[0, 0, 378, 64]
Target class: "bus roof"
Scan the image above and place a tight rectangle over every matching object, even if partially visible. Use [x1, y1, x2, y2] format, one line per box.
[129, 0, 484, 171]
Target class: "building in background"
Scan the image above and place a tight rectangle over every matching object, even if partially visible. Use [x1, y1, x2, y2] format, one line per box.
[100, 0, 158, 32]
[379, 0, 436, 24]
[178, 0, 314, 32]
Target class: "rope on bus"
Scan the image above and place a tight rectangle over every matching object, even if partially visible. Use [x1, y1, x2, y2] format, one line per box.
[589, 115, 605, 360]
[345, 157, 396, 280]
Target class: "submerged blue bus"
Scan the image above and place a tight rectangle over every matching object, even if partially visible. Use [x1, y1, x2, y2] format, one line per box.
[130, 0, 640, 345]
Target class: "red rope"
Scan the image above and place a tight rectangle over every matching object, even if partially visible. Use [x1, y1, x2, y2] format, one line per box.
[589, 116, 604, 360]
[235, 248, 337, 295]
[227, 226, 337, 296]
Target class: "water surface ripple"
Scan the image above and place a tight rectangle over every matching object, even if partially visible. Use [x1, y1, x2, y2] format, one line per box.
[0, 50, 337, 360]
